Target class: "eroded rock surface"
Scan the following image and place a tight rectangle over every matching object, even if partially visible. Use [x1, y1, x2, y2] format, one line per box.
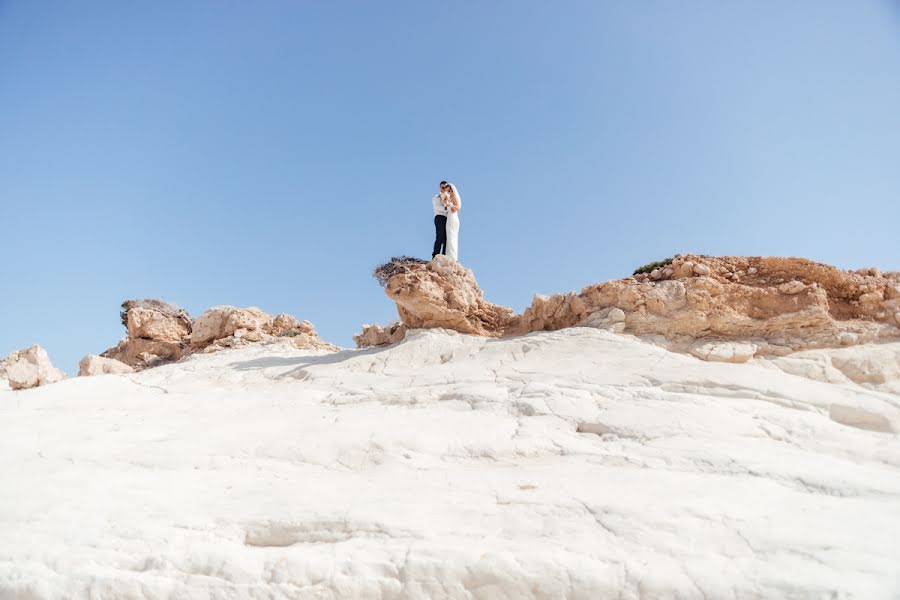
[3, 328, 899, 598]
[103, 300, 335, 369]
[78, 355, 134, 377]
[4, 345, 66, 390]
[191, 306, 335, 353]
[383, 255, 514, 337]
[353, 323, 407, 348]
[366, 255, 900, 360]
[102, 299, 192, 369]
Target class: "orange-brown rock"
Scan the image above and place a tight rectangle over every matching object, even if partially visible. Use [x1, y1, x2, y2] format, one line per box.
[103, 300, 336, 369]
[102, 299, 191, 368]
[511, 255, 900, 354]
[383, 255, 514, 336]
[368, 254, 900, 358]
[353, 323, 407, 348]
[190, 306, 334, 352]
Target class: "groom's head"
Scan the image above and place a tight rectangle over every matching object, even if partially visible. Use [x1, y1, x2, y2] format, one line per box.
[439, 181, 449, 192]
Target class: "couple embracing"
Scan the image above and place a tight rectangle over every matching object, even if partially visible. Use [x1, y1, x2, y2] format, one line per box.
[431, 181, 461, 260]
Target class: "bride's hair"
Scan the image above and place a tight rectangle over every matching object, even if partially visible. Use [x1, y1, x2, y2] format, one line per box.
[446, 183, 461, 208]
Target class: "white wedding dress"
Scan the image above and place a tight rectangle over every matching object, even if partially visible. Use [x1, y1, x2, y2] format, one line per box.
[445, 184, 461, 261]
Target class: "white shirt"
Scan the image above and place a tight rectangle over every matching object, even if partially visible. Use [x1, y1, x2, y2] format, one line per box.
[432, 194, 448, 217]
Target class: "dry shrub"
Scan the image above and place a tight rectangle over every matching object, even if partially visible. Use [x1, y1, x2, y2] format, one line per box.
[120, 299, 192, 330]
[373, 256, 428, 287]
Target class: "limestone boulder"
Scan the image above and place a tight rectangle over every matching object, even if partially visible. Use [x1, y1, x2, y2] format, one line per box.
[382, 255, 514, 336]
[688, 340, 758, 363]
[79, 355, 134, 377]
[126, 306, 190, 342]
[267, 313, 317, 337]
[191, 306, 338, 353]
[191, 306, 273, 347]
[693, 263, 711, 276]
[354, 323, 408, 348]
[102, 337, 187, 369]
[778, 281, 806, 295]
[578, 307, 627, 333]
[121, 299, 191, 339]
[4, 345, 66, 390]
[102, 299, 193, 369]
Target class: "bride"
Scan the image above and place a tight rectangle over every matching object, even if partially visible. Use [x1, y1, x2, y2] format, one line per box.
[441, 182, 461, 261]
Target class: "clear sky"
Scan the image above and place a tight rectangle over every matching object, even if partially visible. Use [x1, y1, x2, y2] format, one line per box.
[2, 1, 900, 373]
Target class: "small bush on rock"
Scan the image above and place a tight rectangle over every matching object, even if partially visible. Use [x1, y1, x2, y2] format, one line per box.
[633, 257, 674, 276]
[373, 256, 429, 287]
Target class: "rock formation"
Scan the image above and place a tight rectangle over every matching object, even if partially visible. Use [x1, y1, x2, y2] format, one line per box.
[510, 255, 900, 357]
[353, 322, 407, 347]
[103, 299, 336, 370]
[79, 355, 134, 377]
[364, 254, 900, 360]
[377, 255, 515, 337]
[190, 306, 336, 353]
[101, 299, 192, 369]
[3, 345, 67, 390]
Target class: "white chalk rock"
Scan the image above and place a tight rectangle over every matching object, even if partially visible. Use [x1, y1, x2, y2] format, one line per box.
[4, 345, 66, 390]
[78, 355, 134, 377]
[688, 339, 758, 363]
[778, 281, 806, 295]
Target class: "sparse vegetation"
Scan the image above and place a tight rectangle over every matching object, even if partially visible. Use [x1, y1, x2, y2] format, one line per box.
[633, 257, 674, 276]
[119, 299, 192, 330]
[373, 256, 429, 287]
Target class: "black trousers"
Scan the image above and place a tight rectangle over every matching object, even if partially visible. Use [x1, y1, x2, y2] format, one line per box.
[432, 215, 447, 257]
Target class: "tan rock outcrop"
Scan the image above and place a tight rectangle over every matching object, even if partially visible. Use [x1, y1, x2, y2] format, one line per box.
[511, 255, 900, 356]
[4, 345, 66, 390]
[121, 299, 191, 337]
[102, 300, 336, 369]
[353, 323, 407, 348]
[102, 299, 192, 369]
[368, 254, 900, 359]
[191, 306, 272, 347]
[79, 355, 134, 377]
[190, 306, 334, 352]
[381, 255, 514, 336]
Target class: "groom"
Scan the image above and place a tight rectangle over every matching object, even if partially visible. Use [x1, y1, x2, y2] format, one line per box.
[431, 180, 449, 258]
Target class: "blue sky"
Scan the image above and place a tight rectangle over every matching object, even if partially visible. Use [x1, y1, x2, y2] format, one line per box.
[2, 1, 899, 373]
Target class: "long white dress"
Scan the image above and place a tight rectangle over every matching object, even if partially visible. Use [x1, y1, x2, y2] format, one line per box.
[445, 184, 461, 261]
